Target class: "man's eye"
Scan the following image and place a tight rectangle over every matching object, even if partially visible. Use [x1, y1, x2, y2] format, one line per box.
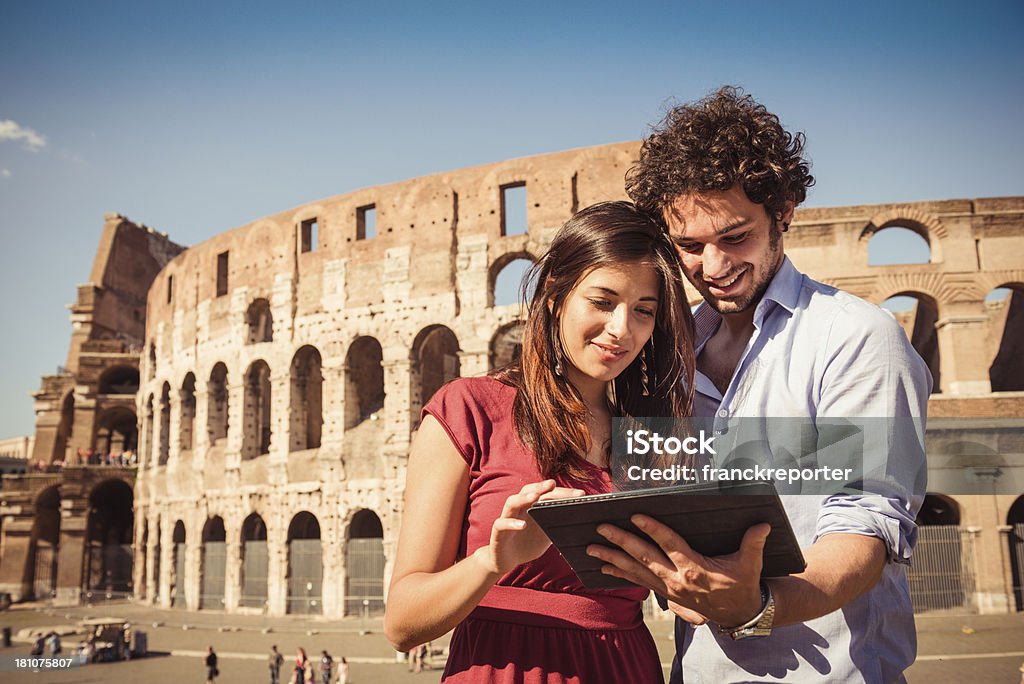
[676, 242, 702, 254]
[723, 233, 748, 244]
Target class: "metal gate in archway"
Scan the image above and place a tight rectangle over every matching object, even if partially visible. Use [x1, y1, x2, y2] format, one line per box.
[287, 539, 322, 614]
[1010, 523, 1024, 611]
[240, 540, 268, 609]
[173, 543, 187, 608]
[33, 545, 57, 599]
[84, 544, 133, 600]
[905, 525, 977, 613]
[199, 542, 226, 610]
[345, 538, 385, 615]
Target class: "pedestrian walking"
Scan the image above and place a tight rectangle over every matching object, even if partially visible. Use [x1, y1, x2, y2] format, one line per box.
[205, 646, 219, 683]
[337, 656, 349, 684]
[319, 650, 333, 684]
[291, 647, 310, 684]
[269, 644, 284, 684]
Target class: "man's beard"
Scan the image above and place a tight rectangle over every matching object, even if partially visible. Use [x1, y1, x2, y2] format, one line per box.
[691, 222, 783, 315]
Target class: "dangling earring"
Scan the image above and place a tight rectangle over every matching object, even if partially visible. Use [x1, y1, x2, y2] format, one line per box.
[641, 340, 651, 396]
[551, 321, 564, 377]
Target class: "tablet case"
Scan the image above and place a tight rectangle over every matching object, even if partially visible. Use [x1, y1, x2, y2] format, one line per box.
[527, 481, 806, 589]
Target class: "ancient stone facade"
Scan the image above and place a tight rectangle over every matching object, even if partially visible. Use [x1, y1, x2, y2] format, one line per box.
[0, 215, 183, 603]
[131, 142, 1024, 617]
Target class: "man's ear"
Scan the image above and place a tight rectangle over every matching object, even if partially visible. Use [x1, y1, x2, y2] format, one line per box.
[778, 200, 796, 232]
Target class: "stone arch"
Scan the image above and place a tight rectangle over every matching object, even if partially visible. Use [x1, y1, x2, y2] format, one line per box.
[239, 513, 268, 609]
[290, 346, 323, 451]
[199, 516, 226, 610]
[345, 509, 385, 616]
[242, 360, 272, 459]
[179, 372, 196, 451]
[245, 298, 273, 344]
[158, 382, 171, 465]
[880, 291, 941, 393]
[489, 320, 525, 370]
[286, 511, 322, 615]
[171, 520, 186, 608]
[93, 406, 138, 458]
[986, 282, 1024, 392]
[143, 394, 154, 466]
[489, 251, 537, 307]
[345, 336, 385, 429]
[410, 326, 461, 427]
[867, 227, 932, 266]
[53, 390, 75, 463]
[916, 493, 960, 525]
[98, 365, 140, 395]
[860, 208, 947, 262]
[207, 362, 229, 445]
[30, 485, 61, 599]
[85, 478, 134, 597]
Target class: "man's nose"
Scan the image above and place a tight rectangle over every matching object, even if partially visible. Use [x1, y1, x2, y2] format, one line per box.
[701, 244, 731, 279]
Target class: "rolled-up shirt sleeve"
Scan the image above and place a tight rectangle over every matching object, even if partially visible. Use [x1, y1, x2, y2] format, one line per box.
[813, 303, 932, 564]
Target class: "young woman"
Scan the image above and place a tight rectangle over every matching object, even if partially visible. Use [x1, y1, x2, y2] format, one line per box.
[384, 201, 694, 683]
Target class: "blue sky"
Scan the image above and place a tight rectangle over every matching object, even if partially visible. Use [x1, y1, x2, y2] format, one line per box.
[1, 1, 1022, 439]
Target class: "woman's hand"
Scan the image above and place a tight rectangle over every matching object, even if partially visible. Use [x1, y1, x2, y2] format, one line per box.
[473, 480, 585, 575]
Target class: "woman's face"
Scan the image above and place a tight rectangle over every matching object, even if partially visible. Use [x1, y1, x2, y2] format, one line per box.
[558, 262, 660, 396]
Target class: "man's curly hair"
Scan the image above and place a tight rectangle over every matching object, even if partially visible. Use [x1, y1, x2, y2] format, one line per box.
[626, 86, 815, 222]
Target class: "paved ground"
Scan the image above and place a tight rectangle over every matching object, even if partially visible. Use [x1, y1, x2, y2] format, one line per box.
[1, 601, 1021, 682]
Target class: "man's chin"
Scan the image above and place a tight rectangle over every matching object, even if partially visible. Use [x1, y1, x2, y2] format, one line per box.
[704, 294, 754, 315]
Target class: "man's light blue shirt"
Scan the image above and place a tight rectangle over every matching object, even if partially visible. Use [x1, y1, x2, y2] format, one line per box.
[672, 257, 931, 684]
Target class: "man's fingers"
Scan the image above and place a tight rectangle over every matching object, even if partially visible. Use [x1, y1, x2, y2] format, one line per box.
[592, 525, 677, 579]
[585, 543, 667, 592]
[629, 514, 704, 566]
[668, 601, 707, 625]
[739, 522, 772, 563]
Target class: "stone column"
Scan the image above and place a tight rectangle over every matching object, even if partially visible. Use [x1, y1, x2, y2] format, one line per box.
[223, 515, 241, 611]
[936, 304, 992, 394]
[267, 522, 288, 616]
[132, 507, 148, 601]
[54, 499, 88, 605]
[158, 519, 174, 609]
[0, 510, 32, 601]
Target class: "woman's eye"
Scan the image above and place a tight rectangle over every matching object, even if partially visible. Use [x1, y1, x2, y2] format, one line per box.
[588, 298, 612, 309]
[635, 307, 655, 318]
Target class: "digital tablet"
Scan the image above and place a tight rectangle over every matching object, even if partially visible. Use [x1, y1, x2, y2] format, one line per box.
[527, 481, 806, 589]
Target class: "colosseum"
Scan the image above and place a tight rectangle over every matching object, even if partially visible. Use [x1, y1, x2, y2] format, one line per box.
[2, 141, 1023, 618]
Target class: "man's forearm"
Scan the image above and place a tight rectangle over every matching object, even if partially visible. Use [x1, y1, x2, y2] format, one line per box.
[767, 533, 887, 627]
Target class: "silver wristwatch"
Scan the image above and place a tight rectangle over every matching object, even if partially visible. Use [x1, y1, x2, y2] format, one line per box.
[720, 580, 775, 640]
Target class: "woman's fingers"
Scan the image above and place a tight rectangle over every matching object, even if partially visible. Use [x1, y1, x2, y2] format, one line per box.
[537, 487, 586, 502]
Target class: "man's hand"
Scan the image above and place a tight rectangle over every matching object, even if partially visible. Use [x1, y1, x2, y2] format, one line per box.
[586, 515, 771, 627]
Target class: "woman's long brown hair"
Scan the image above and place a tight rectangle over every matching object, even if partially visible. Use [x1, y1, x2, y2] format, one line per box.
[501, 201, 695, 481]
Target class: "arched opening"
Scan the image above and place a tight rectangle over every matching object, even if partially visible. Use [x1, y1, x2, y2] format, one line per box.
[881, 292, 940, 392]
[345, 509, 384, 616]
[290, 346, 323, 451]
[239, 513, 268, 609]
[491, 256, 535, 307]
[85, 479, 134, 599]
[93, 406, 138, 461]
[246, 298, 273, 344]
[207, 363, 229, 446]
[287, 512, 322, 615]
[345, 337, 385, 429]
[143, 394, 154, 467]
[180, 372, 196, 451]
[171, 520, 186, 608]
[53, 391, 75, 463]
[410, 326, 460, 427]
[907, 493, 968, 612]
[98, 366, 140, 395]
[158, 383, 171, 465]
[489, 321, 525, 371]
[868, 226, 932, 265]
[30, 486, 61, 599]
[987, 284, 1024, 392]
[199, 516, 226, 610]
[1008, 496, 1024, 612]
[242, 360, 272, 458]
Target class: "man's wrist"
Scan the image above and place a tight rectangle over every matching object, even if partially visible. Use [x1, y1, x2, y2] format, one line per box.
[718, 581, 775, 639]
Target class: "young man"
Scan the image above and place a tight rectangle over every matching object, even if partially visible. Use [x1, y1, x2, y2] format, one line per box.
[587, 87, 930, 682]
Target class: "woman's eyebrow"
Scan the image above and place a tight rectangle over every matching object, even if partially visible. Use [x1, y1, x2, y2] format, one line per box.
[587, 285, 658, 302]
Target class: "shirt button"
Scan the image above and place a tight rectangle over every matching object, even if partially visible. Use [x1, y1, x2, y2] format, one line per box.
[717, 409, 729, 418]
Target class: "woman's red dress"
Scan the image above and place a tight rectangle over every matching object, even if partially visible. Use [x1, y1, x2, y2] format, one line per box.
[423, 376, 663, 683]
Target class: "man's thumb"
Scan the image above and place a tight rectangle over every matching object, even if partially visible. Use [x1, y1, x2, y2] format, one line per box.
[741, 522, 772, 558]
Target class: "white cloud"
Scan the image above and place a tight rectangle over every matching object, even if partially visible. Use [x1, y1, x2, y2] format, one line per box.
[0, 169, 10, 178]
[0, 120, 47, 151]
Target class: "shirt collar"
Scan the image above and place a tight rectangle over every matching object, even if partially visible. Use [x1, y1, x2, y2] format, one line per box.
[692, 256, 801, 349]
